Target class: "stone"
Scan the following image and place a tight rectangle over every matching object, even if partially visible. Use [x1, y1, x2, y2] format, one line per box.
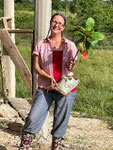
[7, 122, 23, 133]
[0, 104, 19, 118]
[0, 112, 8, 118]
[0, 98, 4, 104]
[8, 98, 31, 120]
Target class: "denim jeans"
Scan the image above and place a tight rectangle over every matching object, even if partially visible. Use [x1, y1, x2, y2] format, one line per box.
[23, 89, 76, 138]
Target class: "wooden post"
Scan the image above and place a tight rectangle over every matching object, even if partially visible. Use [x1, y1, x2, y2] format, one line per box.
[0, 29, 32, 93]
[33, 0, 51, 95]
[3, 0, 15, 98]
[0, 41, 8, 102]
[33, 0, 51, 139]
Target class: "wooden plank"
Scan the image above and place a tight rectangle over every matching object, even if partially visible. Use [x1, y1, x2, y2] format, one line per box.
[3, 18, 9, 29]
[0, 29, 32, 93]
[8, 29, 33, 33]
[0, 17, 12, 21]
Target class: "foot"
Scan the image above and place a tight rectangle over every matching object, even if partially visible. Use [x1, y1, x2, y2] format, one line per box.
[19, 132, 35, 150]
[52, 136, 63, 150]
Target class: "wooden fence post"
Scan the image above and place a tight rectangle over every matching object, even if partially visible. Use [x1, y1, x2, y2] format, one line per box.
[3, 0, 15, 98]
[33, 0, 52, 140]
[0, 41, 8, 102]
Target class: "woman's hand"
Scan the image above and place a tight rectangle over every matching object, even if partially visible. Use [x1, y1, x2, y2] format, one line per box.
[50, 77, 58, 89]
[67, 60, 76, 72]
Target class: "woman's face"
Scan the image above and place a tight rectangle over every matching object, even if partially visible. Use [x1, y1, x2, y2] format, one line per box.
[50, 15, 65, 35]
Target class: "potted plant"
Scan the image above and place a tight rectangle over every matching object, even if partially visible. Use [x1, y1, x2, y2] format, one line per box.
[74, 17, 104, 60]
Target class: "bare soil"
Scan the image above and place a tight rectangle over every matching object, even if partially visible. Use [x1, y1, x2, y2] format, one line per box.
[0, 103, 113, 150]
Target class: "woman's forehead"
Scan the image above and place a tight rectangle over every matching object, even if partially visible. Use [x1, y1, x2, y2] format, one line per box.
[53, 15, 64, 23]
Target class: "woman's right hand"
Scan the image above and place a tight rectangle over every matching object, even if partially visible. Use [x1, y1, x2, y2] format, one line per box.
[67, 60, 75, 72]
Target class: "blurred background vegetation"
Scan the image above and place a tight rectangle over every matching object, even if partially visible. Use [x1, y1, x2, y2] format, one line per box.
[0, 0, 113, 126]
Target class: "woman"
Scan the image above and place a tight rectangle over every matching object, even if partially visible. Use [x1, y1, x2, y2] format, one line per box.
[19, 12, 78, 150]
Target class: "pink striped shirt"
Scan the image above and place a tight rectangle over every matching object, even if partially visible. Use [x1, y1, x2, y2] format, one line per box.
[33, 37, 78, 90]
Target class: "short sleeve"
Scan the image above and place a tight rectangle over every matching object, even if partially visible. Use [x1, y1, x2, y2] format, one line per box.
[32, 40, 43, 56]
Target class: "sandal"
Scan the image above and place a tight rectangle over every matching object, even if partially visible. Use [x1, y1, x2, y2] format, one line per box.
[52, 136, 64, 150]
[19, 131, 35, 150]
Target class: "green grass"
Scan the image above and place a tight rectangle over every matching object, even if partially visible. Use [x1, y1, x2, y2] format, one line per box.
[16, 39, 32, 98]
[0, 35, 32, 98]
[73, 50, 113, 119]
[0, 119, 9, 125]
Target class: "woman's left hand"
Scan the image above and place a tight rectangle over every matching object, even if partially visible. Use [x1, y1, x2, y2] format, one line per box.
[50, 77, 58, 89]
[67, 60, 75, 72]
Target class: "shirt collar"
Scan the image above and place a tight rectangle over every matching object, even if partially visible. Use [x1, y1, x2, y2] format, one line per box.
[43, 36, 68, 44]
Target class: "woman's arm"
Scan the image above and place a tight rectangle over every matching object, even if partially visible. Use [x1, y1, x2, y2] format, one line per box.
[34, 55, 57, 88]
[66, 41, 78, 72]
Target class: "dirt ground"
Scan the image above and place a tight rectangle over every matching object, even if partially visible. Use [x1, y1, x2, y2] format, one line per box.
[0, 103, 113, 150]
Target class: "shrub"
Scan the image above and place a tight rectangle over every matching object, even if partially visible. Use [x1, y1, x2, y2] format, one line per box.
[15, 11, 34, 29]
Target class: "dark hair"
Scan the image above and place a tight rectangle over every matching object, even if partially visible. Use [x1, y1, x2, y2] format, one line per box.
[50, 12, 66, 26]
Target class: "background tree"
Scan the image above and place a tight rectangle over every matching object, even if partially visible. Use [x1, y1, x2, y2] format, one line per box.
[15, 0, 22, 2]
[52, 0, 62, 10]
[61, 0, 113, 48]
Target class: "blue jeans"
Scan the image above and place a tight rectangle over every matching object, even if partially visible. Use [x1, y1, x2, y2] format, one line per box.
[23, 89, 76, 138]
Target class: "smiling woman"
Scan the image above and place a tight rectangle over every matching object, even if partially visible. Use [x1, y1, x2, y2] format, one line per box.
[19, 12, 78, 150]
[50, 15, 65, 38]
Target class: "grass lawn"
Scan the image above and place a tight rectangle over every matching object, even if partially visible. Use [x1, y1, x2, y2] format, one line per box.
[73, 50, 113, 119]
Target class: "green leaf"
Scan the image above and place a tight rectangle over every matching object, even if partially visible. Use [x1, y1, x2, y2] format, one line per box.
[74, 31, 85, 36]
[90, 40, 98, 48]
[73, 17, 104, 50]
[82, 30, 92, 36]
[87, 37, 99, 48]
[85, 17, 95, 31]
[77, 42, 85, 52]
[91, 40, 98, 48]
[91, 32, 104, 41]
[74, 26, 85, 31]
